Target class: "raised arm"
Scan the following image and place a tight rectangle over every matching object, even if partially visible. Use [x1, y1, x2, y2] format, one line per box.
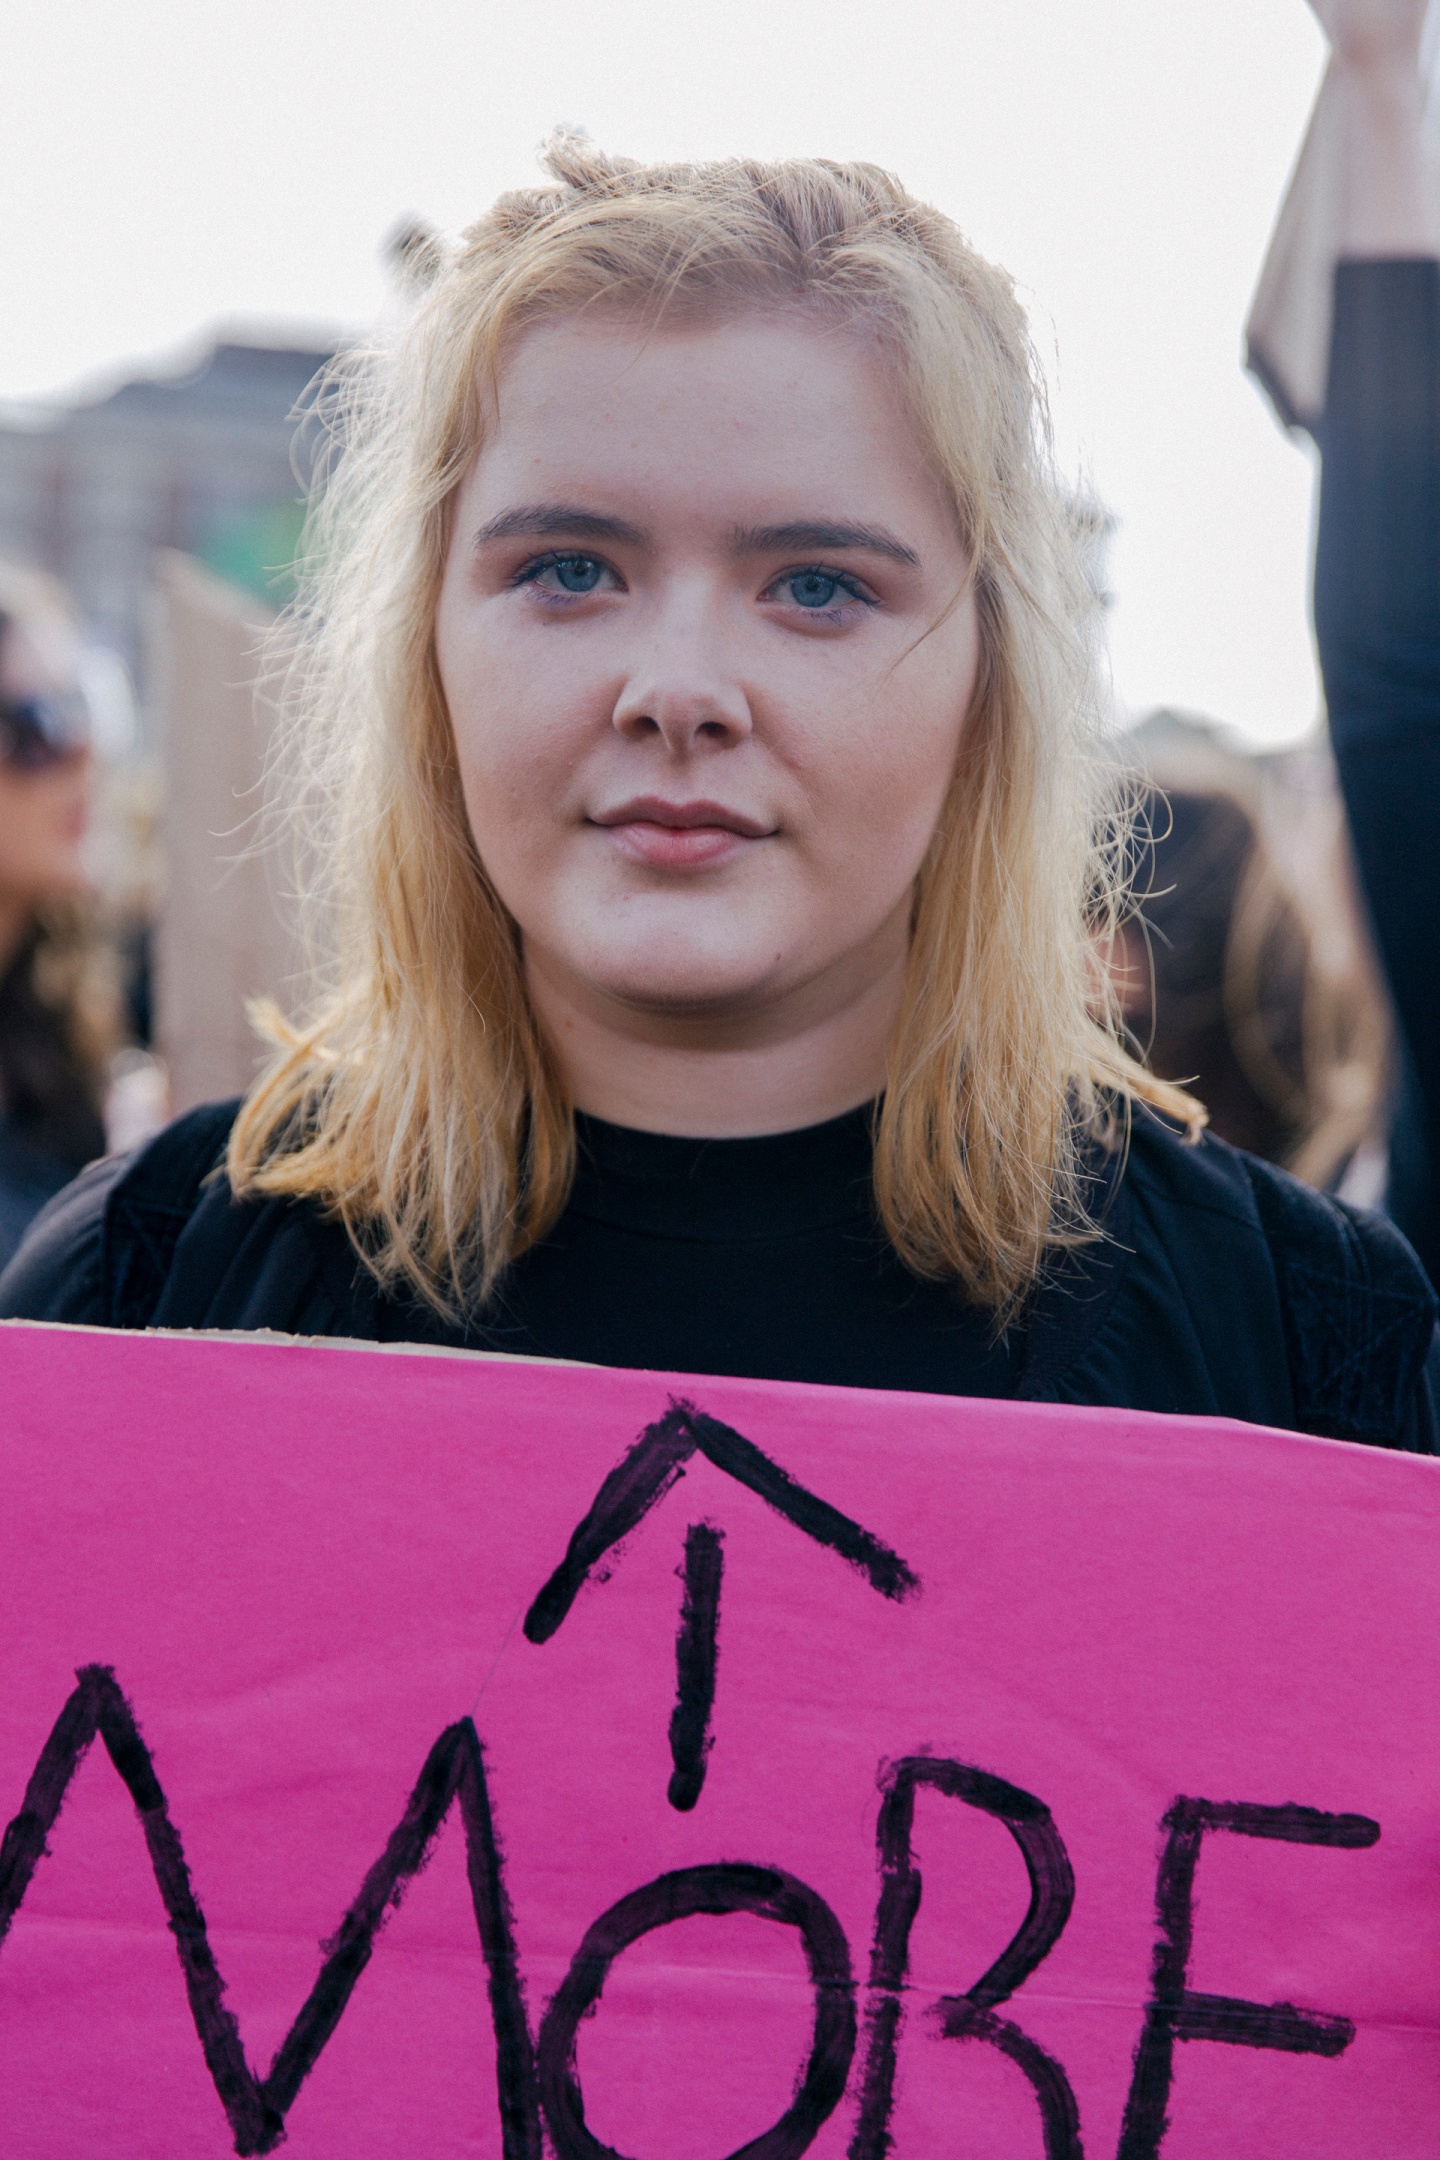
[1309, 0, 1440, 1278]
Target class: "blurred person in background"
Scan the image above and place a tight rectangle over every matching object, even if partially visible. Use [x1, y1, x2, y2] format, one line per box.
[0, 564, 114, 1265]
[1117, 711, 1391, 1197]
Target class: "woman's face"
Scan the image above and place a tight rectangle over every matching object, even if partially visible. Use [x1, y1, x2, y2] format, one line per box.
[0, 615, 92, 936]
[436, 310, 980, 1045]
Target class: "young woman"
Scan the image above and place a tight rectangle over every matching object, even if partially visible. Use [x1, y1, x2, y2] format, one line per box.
[0, 568, 109, 1268]
[1, 138, 1433, 1444]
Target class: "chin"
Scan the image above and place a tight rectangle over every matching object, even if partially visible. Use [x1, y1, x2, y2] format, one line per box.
[602, 965, 779, 1018]
[566, 908, 791, 1017]
[573, 932, 782, 1014]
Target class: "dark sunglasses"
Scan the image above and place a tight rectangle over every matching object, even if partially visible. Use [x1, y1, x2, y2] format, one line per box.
[0, 691, 91, 773]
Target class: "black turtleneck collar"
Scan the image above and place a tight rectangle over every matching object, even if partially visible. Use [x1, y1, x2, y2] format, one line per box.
[407, 1098, 1028, 1396]
[568, 1103, 878, 1243]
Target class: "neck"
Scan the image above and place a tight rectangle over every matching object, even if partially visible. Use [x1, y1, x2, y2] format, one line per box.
[524, 924, 908, 1138]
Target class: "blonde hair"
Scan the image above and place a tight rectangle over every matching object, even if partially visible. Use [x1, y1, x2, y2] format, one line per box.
[230, 136, 1197, 1319]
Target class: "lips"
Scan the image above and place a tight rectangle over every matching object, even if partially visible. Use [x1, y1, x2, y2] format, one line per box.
[591, 797, 773, 871]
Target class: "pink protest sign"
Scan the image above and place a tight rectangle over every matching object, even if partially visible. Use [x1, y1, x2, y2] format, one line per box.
[0, 1321, 1437, 2157]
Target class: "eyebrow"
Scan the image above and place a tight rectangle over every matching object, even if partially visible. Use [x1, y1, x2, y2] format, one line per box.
[470, 504, 922, 569]
[729, 520, 921, 568]
[470, 503, 648, 549]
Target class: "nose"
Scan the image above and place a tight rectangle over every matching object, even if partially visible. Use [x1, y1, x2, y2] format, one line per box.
[610, 588, 753, 757]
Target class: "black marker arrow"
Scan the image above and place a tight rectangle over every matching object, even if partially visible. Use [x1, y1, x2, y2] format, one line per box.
[524, 1398, 920, 1811]
[668, 1521, 724, 1811]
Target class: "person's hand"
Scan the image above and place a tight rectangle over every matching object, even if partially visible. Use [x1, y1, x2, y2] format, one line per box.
[1306, 0, 1427, 74]
[1306, 0, 1434, 254]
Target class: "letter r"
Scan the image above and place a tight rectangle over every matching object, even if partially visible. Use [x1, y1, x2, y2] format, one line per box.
[850, 1756, 1082, 2160]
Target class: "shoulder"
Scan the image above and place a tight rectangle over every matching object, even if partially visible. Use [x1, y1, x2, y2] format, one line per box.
[1123, 1110, 1437, 1446]
[0, 1151, 123, 1321]
[0, 1096, 378, 1339]
[0, 1099, 241, 1326]
[1122, 1107, 1265, 1223]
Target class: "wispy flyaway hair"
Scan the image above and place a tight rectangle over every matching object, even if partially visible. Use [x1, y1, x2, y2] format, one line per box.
[229, 134, 1199, 1318]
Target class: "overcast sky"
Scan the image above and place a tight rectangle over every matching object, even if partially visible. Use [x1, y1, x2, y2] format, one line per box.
[1, 0, 1329, 743]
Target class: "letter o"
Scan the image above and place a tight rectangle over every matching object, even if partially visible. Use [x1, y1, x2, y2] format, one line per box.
[537, 1861, 856, 2160]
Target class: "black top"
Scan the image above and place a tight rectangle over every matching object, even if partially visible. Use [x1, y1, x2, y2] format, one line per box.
[378, 1108, 1024, 1396]
[1317, 259, 1440, 1280]
[2, 1095, 1435, 1449]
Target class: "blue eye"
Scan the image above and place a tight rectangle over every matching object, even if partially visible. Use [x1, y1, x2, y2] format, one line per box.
[786, 569, 847, 610]
[549, 553, 604, 593]
[516, 551, 613, 595]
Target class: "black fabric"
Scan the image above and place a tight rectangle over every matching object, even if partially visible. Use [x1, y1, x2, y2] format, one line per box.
[0, 1117, 88, 1273]
[1316, 258, 1440, 1280]
[1242, 1152, 1437, 1445]
[3, 1098, 1434, 1449]
[106, 1098, 250, 1328]
[1039, 1111, 1300, 1428]
[0, 914, 108, 1269]
[373, 1110, 1025, 1396]
[9, 1101, 1022, 1398]
[0, 924, 107, 1173]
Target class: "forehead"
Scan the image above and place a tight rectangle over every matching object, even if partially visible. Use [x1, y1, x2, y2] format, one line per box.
[463, 310, 953, 537]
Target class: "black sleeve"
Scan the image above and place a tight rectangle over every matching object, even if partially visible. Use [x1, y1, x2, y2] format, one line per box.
[0, 1154, 127, 1322]
[0, 1097, 243, 1329]
[1315, 259, 1440, 1281]
[1241, 1149, 1438, 1451]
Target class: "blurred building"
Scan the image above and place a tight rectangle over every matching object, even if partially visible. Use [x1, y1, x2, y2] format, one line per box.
[0, 334, 334, 740]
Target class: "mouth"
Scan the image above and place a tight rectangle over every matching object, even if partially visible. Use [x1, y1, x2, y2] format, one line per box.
[590, 797, 774, 870]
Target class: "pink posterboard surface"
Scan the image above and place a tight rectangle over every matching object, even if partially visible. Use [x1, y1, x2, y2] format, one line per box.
[0, 1321, 1437, 2158]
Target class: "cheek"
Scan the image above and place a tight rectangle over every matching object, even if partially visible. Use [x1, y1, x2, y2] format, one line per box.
[450, 686, 586, 872]
[800, 657, 973, 875]
[438, 602, 596, 818]
[441, 672, 602, 939]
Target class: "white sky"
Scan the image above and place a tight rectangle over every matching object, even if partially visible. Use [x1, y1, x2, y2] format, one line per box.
[1, 0, 1328, 743]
